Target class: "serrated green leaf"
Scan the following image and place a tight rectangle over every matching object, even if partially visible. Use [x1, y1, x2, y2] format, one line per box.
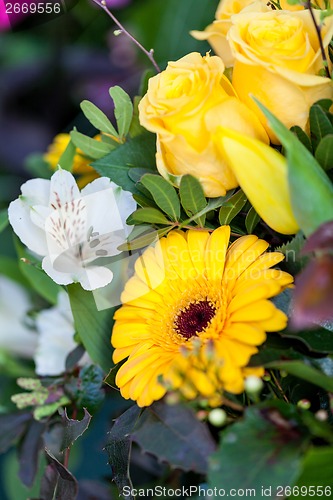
[275, 232, 307, 274]
[70, 130, 115, 160]
[127, 207, 170, 225]
[33, 397, 70, 421]
[92, 132, 157, 193]
[140, 174, 180, 221]
[310, 104, 333, 150]
[67, 284, 115, 373]
[255, 99, 333, 236]
[290, 126, 312, 153]
[245, 206, 260, 234]
[179, 175, 207, 227]
[109, 86, 133, 139]
[57, 138, 76, 172]
[0, 208, 8, 233]
[80, 100, 119, 138]
[315, 134, 333, 170]
[66, 365, 104, 413]
[219, 189, 247, 225]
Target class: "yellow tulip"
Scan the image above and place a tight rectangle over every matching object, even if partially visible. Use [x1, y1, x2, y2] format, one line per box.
[216, 127, 299, 234]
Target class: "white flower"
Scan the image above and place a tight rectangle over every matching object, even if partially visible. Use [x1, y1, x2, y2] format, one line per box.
[34, 291, 90, 376]
[0, 276, 38, 358]
[8, 169, 136, 290]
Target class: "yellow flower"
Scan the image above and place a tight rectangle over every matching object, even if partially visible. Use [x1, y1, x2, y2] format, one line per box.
[112, 227, 293, 407]
[228, 9, 333, 142]
[191, 0, 270, 67]
[217, 127, 299, 234]
[139, 52, 269, 197]
[44, 133, 99, 188]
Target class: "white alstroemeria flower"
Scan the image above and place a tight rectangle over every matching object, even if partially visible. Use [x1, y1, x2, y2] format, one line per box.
[8, 169, 136, 290]
[34, 291, 90, 376]
[0, 276, 38, 358]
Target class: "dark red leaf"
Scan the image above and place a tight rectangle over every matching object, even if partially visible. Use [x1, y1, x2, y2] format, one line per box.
[18, 419, 46, 487]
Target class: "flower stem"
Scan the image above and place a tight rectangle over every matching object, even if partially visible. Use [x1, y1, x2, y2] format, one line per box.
[91, 0, 161, 73]
[306, 0, 330, 78]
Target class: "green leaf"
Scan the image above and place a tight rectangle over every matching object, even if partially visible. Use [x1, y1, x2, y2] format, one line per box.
[266, 360, 333, 392]
[245, 206, 260, 234]
[14, 237, 61, 305]
[118, 226, 172, 252]
[127, 207, 170, 225]
[80, 100, 119, 138]
[180, 194, 233, 227]
[290, 447, 333, 497]
[133, 402, 216, 474]
[255, 99, 333, 236]
[70, 130, 115, 160]
[208, 401, 309, 493]
[290, 126, 312, 153]
[0, 208, 8, 233]
[218, 189, 247, 225]
[140, 174, 181, 221]
[25, 153, 52, 179]
[179, 175, 207, 227]
[57, 139, 76, 172]
[283, 325, 333, 354]
[310, 104, 333, 150]
[315, 134, 333, 171]
[92, 132, 157, 193]
[105, 405, 141, 499]
[0, 256, 30, 287]
[109, 86, 133, 139]
[65, 365, 104, 414]
[60, 408, 92, 452]
[275, 232, 307, 274]
[67, 284, 115, 373]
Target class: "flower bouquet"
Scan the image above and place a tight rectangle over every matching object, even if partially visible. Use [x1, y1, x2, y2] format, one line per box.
[1, 0, 333, 498]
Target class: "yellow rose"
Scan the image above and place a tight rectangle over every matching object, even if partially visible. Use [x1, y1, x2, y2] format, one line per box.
[191, 0, 269, 67]
[139, 52, 269, 197]
[228, 9, 333, 142]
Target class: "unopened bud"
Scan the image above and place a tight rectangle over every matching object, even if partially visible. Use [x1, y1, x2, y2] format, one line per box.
[245, 376, 264, 395]
[113, 30, 122, 36]
[208, 408, 227, 427]
[297, 399, 311, 410]
[315, 409, 328, 421]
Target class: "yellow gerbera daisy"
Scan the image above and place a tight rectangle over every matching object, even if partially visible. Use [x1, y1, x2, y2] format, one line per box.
[44, 133, 100, 188]
[112, 226, 293, 407]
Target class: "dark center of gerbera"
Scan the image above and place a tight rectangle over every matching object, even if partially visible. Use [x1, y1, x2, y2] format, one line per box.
[174, 299, 216, 340]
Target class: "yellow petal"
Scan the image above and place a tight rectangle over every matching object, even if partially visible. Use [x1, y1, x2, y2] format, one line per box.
[205, 226, 230, 280]
[218, 127, 299, 234]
